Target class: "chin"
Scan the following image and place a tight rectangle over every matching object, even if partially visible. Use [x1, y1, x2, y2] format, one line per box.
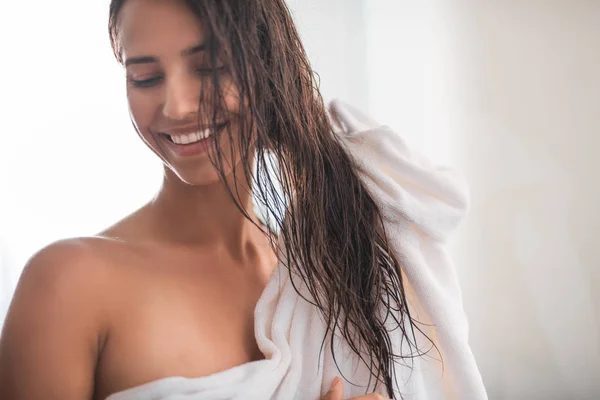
[168, 161, 239, 188]
[170, 166, 221, 187]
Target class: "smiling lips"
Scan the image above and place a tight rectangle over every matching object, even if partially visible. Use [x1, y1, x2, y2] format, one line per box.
[157, 121, 230, 157]
[168, 129, 212, 145]
[161, 121, 229, 145]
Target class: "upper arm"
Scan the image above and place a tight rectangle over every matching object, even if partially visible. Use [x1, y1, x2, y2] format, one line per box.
[0, 239, 107, 400]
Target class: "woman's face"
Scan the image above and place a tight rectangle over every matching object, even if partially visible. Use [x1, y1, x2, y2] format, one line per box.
[118, 0, 243, 186]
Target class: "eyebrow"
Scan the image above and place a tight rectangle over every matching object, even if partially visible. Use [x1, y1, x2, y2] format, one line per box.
[125, 43, 207, 67]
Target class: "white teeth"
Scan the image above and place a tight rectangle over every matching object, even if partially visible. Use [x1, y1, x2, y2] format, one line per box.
[169, 129, 212, 145]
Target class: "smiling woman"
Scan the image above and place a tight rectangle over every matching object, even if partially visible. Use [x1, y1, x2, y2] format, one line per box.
[0, 0, 486, 399]
[116, 0, 246, 187]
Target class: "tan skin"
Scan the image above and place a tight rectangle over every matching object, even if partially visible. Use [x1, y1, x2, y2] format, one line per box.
[0, 1, 388, 399]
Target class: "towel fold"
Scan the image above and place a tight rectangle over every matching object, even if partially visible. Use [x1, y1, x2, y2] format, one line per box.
[107, 100, 487, 400]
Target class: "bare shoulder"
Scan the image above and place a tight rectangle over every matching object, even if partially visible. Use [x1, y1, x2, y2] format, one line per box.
[21, 236, 114, 282]
[11, 236, 125, 306]
[0, 237, 119, 399]
[6, 234, 139, 330]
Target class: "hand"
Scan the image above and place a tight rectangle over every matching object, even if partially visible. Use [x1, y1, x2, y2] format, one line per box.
[320, 377, 391, 400]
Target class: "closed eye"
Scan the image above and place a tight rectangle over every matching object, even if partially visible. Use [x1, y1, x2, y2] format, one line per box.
[128, 66, 228, 89]
[129, 76, 163, 88]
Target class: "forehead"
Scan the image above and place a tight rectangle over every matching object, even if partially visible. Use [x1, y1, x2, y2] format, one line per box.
[118, 0, 206, 58]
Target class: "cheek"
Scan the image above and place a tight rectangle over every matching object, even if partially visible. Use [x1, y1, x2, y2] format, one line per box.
[125, 90, 171, 163]
[221, 78, 242, 115]
[127, 89, 158, 138]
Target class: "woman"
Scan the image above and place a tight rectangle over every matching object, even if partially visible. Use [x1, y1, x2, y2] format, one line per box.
[0, 0, 486, 399]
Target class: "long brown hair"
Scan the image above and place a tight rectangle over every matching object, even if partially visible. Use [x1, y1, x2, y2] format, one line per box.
[109, 1, 430, 397]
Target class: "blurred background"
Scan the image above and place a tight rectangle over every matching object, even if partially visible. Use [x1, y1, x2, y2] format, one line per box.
[1, 0, 599, 398]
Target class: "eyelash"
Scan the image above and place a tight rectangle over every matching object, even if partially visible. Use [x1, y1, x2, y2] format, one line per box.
[130, 66, 228, 88]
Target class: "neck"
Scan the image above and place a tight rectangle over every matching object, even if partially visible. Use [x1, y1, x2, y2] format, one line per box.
[149, 166, 265, 262]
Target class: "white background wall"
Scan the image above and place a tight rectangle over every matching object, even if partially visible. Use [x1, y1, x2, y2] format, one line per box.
[445, 2, 600, 398]
[1, 1, 599, 398]
[0, 0, 163, 317]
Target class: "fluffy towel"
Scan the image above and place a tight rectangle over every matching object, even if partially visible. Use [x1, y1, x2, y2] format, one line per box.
[107, 100, 487, 400]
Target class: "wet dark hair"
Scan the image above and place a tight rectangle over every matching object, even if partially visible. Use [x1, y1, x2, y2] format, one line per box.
[109, 0, 434, 397]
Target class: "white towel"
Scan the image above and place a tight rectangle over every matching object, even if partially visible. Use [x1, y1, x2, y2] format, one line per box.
[106, 100, 487, 400]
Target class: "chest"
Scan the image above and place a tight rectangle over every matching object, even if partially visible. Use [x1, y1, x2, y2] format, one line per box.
[95, 251, 272, 399]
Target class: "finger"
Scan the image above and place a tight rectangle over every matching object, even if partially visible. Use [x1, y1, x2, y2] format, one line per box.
[320, 376, 344, 400]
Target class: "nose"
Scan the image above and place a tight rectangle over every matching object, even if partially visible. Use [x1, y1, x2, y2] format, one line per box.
[162, 72, 200, 121]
